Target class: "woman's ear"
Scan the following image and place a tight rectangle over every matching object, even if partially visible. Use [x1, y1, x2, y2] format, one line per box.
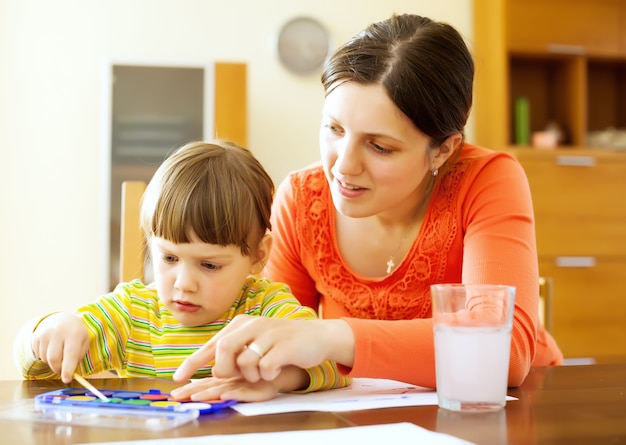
[435, 133, 463, 164]
[430, 134, 463, 177]
[250, 233, 273, 275]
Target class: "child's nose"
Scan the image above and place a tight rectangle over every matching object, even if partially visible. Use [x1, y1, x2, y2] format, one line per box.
[174, 266, 198, 293]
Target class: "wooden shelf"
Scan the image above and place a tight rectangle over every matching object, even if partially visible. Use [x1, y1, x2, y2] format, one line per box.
[474, 0, 626, 150]
[509, 54, 586, 146]
[474, 1, 626, 361]
[587, 60, 626, 132]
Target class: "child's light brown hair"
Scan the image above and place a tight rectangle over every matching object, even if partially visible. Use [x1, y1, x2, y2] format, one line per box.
[140, 140, 274, 257]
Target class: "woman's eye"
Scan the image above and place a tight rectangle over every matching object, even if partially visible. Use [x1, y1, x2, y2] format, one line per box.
[372, 142, 392, 154]
[323, 123, 342, 135]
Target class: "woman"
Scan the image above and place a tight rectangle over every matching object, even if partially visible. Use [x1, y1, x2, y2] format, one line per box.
[173, 14, 562, 400]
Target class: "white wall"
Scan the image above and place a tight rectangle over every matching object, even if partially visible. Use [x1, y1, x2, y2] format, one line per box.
[0, 0, 473, 379]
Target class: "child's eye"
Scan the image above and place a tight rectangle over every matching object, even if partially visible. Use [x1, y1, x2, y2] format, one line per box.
[162, 254, 177, 263]
[201, 262, 221, 271]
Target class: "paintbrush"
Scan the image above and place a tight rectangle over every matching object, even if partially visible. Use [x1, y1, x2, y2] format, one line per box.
[73, 373, 109, 402]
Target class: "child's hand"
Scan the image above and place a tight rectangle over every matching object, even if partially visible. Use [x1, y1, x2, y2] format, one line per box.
[31, 312, 90, 383]
[170, 376, 281, 402]
[170, 366, 308, 403]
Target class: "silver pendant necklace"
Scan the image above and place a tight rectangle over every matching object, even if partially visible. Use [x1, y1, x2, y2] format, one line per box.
[383, 198, 429, 274]
[385, 227, 413, 274]
[386, 256, 398, 274]
[379, 171, 437, 274]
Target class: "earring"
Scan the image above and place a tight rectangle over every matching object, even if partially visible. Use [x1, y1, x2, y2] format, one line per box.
[432, 165, 439, 177]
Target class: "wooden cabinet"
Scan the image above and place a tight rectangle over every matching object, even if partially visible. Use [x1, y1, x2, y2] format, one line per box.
[510, 149, 626, 360]
[474, 1, 626, 360]
[513, 150, 626, 256]
[538, 261, 626, 358]
[506, 0, 623, 56]
[621, 7, 626, 53]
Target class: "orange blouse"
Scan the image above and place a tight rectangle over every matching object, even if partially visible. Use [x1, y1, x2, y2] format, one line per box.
[265, 144, 563, 388]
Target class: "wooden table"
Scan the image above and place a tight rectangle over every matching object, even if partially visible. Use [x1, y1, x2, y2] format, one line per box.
[1, 363, 625, 445]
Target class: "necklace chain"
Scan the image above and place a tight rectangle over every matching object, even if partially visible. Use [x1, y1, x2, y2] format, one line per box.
[385, 225, 414, 274]
[383, 196, 431, 274]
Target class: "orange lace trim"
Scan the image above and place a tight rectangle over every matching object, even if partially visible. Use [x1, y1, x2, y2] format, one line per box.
[293, 161, 469, 320]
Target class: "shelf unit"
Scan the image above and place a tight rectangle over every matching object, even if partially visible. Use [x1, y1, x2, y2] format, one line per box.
[473, 0, 626, 361]
[474, 0, 626, 150]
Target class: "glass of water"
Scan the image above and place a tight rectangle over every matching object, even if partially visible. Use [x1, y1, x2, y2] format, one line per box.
[431, 283, 516, 412]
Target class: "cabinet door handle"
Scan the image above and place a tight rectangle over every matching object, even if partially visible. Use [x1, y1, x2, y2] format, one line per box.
[555, 256, 597, 268]
[555, 155, 596, 167]
[547, 43, 585, 55]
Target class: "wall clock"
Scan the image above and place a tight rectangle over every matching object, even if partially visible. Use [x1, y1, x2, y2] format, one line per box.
[276, 17, 331, 75]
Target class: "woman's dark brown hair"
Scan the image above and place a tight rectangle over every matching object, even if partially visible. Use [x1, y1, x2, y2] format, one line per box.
[321, 14, 474, 148]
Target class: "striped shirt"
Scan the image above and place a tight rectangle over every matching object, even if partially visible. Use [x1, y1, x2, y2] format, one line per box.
[17, 278, 350, 392]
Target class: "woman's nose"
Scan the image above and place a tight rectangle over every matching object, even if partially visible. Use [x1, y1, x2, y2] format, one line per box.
[334, 138, 362, 176]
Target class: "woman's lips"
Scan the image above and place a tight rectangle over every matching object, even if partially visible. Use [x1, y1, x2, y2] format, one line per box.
[173, 301, 201, 313]
[336, 178, 366, 198]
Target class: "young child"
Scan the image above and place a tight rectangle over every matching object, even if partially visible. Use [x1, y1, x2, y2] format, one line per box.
[14, 140, 350, 402]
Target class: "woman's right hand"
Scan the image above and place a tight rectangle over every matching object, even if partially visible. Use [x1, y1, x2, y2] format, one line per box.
[173, 315, 355, 384]
[31, 312, 90, 383]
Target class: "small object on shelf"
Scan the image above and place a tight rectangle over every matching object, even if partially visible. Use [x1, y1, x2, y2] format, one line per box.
[532, 131, 557, 149]
[514, 97, 530, 145]
[586, 127, 626, 150]
[532, 121, 563, 149]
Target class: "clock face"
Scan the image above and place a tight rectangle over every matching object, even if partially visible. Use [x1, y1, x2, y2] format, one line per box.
[277, 17, 331, 75]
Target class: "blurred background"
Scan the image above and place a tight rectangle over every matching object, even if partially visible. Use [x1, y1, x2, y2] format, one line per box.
[0, 0, 471, 379]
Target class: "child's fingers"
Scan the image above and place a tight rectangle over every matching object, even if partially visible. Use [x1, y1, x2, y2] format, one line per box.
[218, 383, 276, 402]
[60, 347, 78, 383]
[60, 333, 90, 383]
[169, 381, 196, 400]
[172, 377, 277, 403]
[171, 380, 222, 402]
[61, 362, 77, 384]
[31, 336, 44, 361]
[44, 340, 65, 376]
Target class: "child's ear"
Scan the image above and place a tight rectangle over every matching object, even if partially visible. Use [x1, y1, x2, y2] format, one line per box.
[250, 233, 273, 275]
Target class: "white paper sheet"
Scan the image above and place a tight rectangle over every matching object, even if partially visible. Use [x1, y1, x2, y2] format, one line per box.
[233, 377, 516, 416]
[77, 422, 476, 445]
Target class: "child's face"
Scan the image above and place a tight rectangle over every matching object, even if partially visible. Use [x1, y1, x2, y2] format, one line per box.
[149, 234, 261, 326]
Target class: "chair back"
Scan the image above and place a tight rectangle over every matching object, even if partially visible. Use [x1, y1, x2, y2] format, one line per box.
[119, 181, 147, 282]
[538, 276, 553, 332]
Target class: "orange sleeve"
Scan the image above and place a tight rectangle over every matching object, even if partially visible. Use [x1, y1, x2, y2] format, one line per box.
[343, 317, 437, 388]
[461, 153, 562, 380]
[462, 153, 537, 384]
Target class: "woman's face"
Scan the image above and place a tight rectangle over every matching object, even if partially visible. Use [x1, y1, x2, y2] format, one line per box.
[320, 82, 432, 220]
